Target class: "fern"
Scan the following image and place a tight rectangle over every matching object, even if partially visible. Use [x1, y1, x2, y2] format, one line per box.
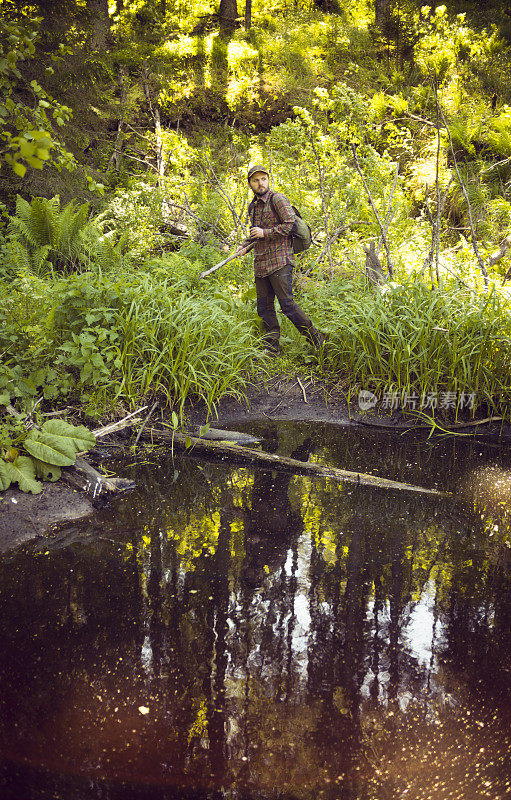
[7, 195, 93, 273]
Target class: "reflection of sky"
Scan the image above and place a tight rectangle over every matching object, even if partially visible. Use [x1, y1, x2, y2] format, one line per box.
[291, 532, 312, 682]
[405, 578, 442, 666]
[361, 578, 444, 707]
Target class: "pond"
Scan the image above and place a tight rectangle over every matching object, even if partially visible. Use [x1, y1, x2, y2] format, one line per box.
[0, 421, 510, 800]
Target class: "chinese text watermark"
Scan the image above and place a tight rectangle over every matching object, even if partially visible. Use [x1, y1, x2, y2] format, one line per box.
[358, 389, 475, 412]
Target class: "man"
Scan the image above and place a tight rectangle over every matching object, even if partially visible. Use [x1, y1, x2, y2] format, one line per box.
[244, 165, 326, 355]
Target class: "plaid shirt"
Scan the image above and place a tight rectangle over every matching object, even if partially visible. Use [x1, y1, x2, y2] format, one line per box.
[245, 190, 295, 277]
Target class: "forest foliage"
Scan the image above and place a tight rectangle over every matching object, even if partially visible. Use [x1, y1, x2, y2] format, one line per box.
[2, 0, 511, 487]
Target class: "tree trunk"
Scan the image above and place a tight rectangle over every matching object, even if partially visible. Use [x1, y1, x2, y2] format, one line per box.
[142, 68, 165, 182]
[107, 66, 127, 173]
[245, 0, 252, 29]
[219, 0, 238, 34]
[85, 0, 112, 50]
[375, 0, 390, 28]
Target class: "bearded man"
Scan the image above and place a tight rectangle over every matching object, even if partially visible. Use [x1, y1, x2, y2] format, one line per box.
[244, 165, 326, 355]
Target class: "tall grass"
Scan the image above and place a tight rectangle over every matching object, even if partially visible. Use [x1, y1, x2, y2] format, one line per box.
[12, 264, 267, 419]
[115, 290, 265, 418]
[304, 279, 511, 417]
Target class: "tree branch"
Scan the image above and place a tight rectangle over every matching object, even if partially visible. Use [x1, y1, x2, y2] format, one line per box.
[438, 103, 489, 287]
[351, 144, 394, 277]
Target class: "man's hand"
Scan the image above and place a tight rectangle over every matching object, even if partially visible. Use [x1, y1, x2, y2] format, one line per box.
[249, 226, 265, 239]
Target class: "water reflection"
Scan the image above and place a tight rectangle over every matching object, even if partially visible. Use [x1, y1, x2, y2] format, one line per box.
[0, 422, 511, 799]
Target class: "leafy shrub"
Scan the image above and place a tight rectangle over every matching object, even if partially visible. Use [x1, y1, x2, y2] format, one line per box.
[0, 416, 95, 494]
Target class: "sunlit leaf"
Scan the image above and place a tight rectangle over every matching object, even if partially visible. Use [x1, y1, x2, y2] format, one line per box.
[0, 460, 12, 491]
[5, 456, 42, 494]
[12, 161, 26, 177]
[23, 429, 76, 466]
[41, 420, 96, 453]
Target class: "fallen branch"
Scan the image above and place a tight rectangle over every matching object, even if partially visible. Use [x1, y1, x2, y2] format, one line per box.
[138, 428, 448, 497]
[92, 407, 148, 439]
[357, 415, 504, 431]
[61, 458, 134, 498]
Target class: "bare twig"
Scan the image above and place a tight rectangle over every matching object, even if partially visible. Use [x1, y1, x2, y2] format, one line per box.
[133, 402, 159, 448]
[421, 177, 454, 278]
[376, 162, 399, 258]
[438, 103, 489, 287]
[92, 407, 148, 439]
[200, 155, 246, 234]
[310, 134, 334, 278]
[351, 144, 394, 277]
[199, 242, 255, 279]
[313, 221, 369, 266]
[107, 66, 127, 172]
[297, 376, 308, 403]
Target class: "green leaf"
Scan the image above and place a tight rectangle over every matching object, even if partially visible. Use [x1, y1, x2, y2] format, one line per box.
[32, 458, 61, 482]
[23, 429, 76, 466]
[0, 460, 12, 491]
[41, 419, 96, 452]
[5, 456, 42, 494]
[12, 161, 26, 177]
[171, 411, 178, 428]
[185, 436, 192, 449]
[0, 392, 10, 405]
[25, 155, 44, 169]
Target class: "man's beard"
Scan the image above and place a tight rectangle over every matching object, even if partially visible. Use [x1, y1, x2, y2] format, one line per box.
[253, 187, 267, 196]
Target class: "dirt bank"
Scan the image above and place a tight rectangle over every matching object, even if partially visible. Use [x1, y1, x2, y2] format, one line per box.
[0, 483, 94, 553]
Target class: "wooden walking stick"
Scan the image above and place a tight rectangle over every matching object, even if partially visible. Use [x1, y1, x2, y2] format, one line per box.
[198, 242, 255, 279]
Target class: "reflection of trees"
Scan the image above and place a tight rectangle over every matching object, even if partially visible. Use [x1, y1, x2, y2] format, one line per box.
[2, 433, 511, 797]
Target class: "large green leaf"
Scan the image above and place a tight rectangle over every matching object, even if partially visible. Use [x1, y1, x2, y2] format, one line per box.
[32, 458, 61, 482]
[24, 429, 76, 466]
[0, 460, 12, 491]
[6, 456, 42, 494]
[41, 420, 96, 453]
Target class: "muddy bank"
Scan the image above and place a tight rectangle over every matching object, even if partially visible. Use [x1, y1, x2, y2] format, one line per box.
[194, 377, 511, 441]
[0, 483, 94, 553]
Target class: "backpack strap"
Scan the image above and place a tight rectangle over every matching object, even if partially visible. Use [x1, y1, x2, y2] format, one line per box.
[247, 196, 257, 226]
[268, 192, 280, 223]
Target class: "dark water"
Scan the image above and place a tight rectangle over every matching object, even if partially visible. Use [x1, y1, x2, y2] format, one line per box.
[1, 421, 511, 800]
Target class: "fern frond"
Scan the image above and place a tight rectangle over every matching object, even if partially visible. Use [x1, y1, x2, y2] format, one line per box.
[6, 241, 31, 272]
[57, 201, 90, 264]
[14, 195, 31, 221]
[7, 217, 36, 248]
[31, 245, 51, 276]
[28, 197, 58, 249]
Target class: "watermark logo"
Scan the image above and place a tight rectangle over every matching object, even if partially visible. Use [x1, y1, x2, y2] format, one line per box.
[358, 390, 378, 411]
[358, 390, 475, 411]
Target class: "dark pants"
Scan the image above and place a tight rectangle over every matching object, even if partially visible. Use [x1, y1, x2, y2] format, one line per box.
[255, 263, 315, 349]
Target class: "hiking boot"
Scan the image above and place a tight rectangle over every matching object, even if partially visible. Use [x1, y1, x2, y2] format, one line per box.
[263, 339, 280, 356]
[306, 328, 328, 349]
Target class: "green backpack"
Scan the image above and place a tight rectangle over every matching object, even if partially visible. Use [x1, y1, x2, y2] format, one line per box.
[249, 192, 313, 254]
